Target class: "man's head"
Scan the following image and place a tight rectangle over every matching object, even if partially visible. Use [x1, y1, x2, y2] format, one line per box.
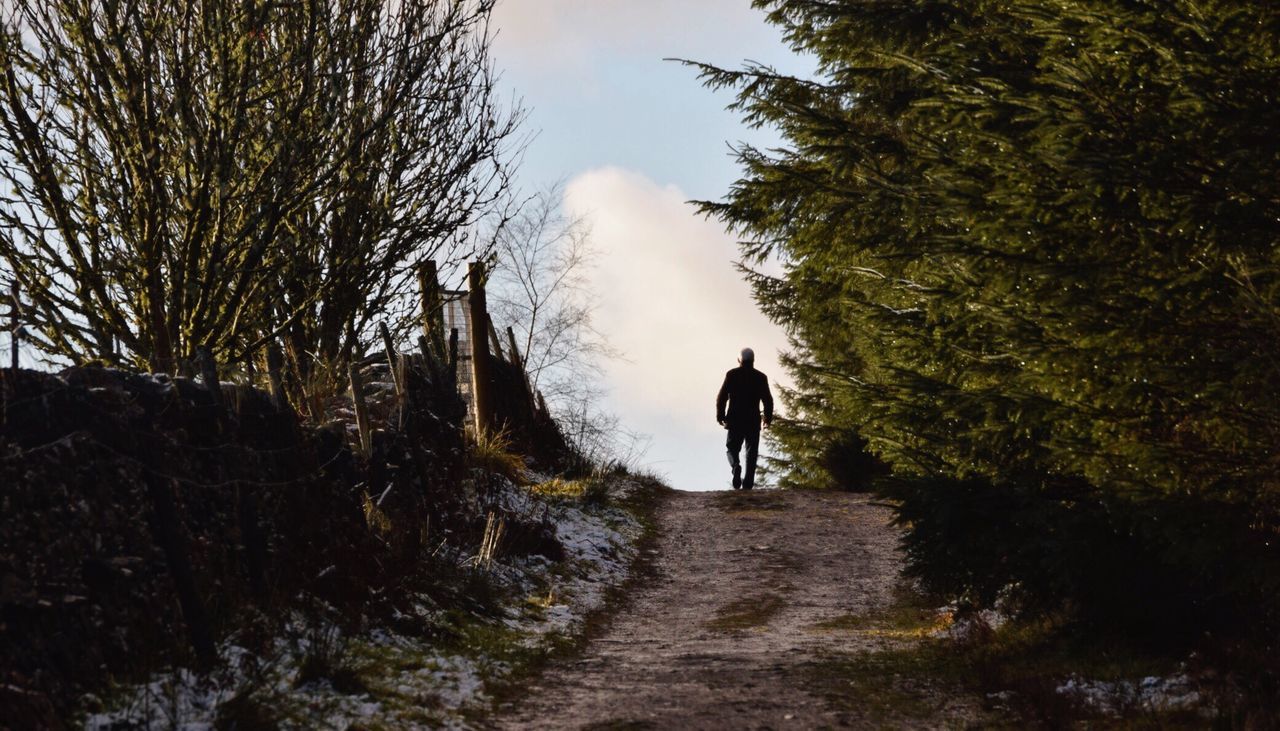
[738, 347, 755, 366]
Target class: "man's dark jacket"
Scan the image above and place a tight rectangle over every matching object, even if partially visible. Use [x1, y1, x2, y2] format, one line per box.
[716, 365, 774, 431]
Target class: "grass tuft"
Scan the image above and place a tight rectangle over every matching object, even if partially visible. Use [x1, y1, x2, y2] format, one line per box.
[530, 475, 610, 506]
[469, 428, 527, 484]
[293, 624, 367, 696]
[811, 585, 948, 639]
[361, 490, 393, 537]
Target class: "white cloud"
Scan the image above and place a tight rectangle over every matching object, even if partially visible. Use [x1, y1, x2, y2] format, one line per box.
[492, 0, 778, 73]
[563, 167, 789, 490]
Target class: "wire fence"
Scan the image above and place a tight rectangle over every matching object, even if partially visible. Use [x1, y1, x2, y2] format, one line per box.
[442, 288, 476, 431]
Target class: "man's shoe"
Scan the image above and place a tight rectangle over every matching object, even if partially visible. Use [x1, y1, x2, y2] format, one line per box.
[742, 480, 754, 491]
[731, 466, 742, 490]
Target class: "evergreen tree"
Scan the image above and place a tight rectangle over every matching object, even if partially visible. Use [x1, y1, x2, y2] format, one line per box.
[694, 1, 1280, 626]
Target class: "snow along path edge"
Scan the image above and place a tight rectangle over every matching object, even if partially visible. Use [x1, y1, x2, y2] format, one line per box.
[81, 473, 665, 730]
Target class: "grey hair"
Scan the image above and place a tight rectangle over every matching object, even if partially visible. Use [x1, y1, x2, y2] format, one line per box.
[739, 347, 755, 364]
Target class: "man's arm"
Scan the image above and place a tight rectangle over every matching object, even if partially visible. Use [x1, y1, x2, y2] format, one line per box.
[716, 371, 730, 425]
[762, 374, 774, 427]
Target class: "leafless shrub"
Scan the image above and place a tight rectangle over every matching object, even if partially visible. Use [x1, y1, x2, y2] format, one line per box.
[0, 0, 521, 382]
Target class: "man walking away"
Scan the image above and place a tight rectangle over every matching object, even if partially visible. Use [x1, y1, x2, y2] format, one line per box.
[716, 347, 774, 490]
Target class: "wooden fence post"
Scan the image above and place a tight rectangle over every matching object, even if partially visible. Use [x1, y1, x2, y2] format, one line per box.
[467, 262, 495, 437]
[378, 322, 403, 399]
[417, 335, 442, 385]
[419, 261, 447, 358]
[507, 326, 537, 409]
[504, 326, 523, 369]
[448, 327, 459, 382]
[348, 363, 373, 457]
[487, 317, 504, 362]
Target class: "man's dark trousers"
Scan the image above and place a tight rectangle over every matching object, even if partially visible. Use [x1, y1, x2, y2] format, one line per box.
[726, 427, 761, 490]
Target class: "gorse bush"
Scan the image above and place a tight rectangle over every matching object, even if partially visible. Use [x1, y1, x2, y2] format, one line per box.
[694, 0, 1280, 637]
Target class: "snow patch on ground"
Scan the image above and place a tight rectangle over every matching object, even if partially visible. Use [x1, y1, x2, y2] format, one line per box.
[1056, 673, 1203, 715]
[930, 603, 1010, 641]
[927, 602, 1207, 719]
[84, 666, 235, 731]
[82, 475, 652, 729]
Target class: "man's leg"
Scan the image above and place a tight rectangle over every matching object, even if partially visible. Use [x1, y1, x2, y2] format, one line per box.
[726, 429, 744, 489]
[742, 429, 761, 490]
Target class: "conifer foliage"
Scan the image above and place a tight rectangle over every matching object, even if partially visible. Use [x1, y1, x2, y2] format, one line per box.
[695, 2, 1280, 629]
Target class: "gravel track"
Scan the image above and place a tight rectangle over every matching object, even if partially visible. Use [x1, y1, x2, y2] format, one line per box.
[492, 488, 924, 730]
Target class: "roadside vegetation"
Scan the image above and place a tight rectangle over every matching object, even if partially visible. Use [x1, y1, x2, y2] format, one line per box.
[0, 357, 666, 727]
[0, 0, 657, 726]
[805, 581, 1208, 728]
[693, 0, 1280, 721]
[0, 0, 518, 386]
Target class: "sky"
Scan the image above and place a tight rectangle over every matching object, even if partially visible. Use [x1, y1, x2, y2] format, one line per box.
[488, 1, 813, 491]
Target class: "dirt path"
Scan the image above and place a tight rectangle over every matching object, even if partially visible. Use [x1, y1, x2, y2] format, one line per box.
[493, 488, 939, 730]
